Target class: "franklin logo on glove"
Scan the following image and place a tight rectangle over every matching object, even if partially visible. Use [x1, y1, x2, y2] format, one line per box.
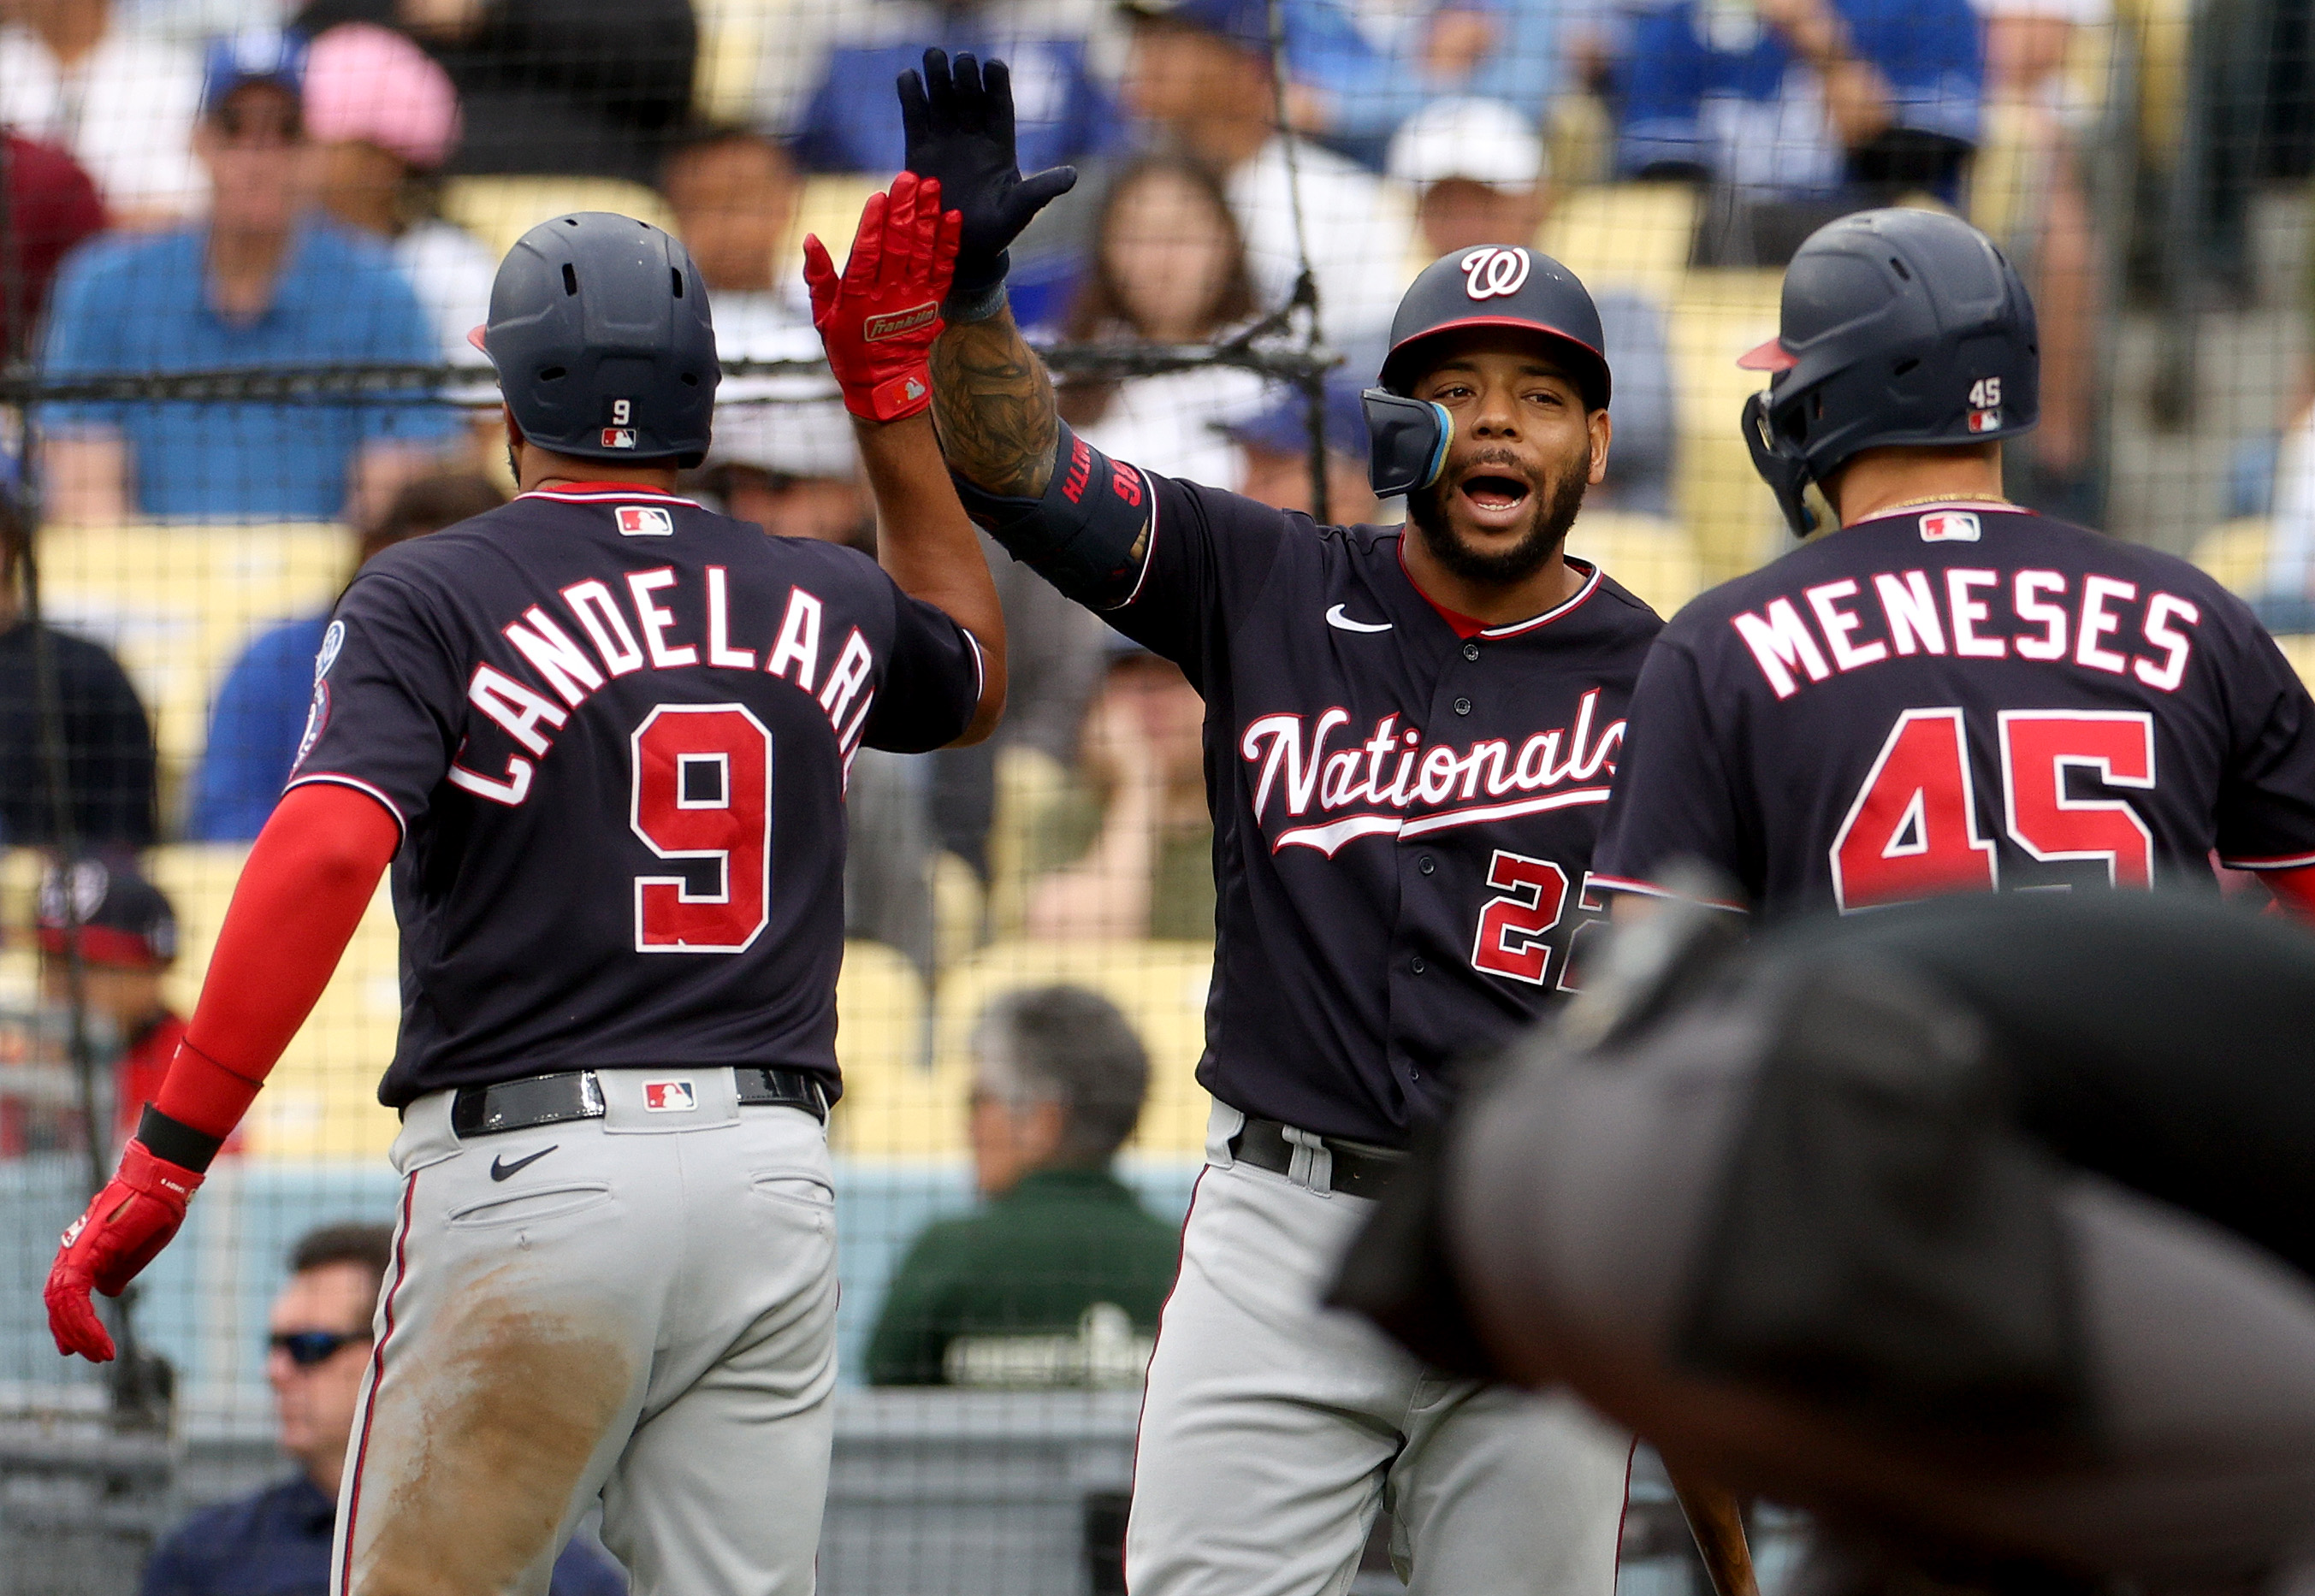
[864, 302, 942, 342]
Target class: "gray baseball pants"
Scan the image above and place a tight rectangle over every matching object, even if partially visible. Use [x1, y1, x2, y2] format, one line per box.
[1126, 1102, 1631, 1596]
[330, 1067, 838, 1596]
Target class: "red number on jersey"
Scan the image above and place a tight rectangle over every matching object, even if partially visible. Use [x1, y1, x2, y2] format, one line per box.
[630, 704, 773, 952]
[1831, 708, 1998, 910]
[1471, 850, 1570, 984]
[1999, 711, 2156, 888]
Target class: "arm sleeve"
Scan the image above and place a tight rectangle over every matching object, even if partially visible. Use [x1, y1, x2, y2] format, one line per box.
[861, 584, 986, 754]
[2213, 624, 2315, 871]
[1590, 637, 1753, 903]
[284, 572, 467, 831]
[1096, 474, 1293, 693]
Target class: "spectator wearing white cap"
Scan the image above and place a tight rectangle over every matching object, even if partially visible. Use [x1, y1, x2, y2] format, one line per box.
[303, 22, 494, 364]
[1388, 97, 1676, 517]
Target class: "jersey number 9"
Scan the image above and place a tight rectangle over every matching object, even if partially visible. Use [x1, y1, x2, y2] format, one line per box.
[630, 704, 773, 952]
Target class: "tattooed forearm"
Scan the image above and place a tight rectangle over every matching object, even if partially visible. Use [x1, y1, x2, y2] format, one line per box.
[930, 308, 1059, 499]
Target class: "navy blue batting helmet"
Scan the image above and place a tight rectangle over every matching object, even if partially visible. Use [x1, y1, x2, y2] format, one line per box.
[1742, 208, 2039, 536]
[1363, 246, 1610, 496]
[475, 212, 720, 468]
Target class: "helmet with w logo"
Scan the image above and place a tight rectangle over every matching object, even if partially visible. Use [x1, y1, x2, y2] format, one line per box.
[1364, 245, 1611, 496]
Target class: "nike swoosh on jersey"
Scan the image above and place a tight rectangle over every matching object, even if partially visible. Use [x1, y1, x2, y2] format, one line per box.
[489, 1145, 558, 1181]
[1325, 605, 1393, 633]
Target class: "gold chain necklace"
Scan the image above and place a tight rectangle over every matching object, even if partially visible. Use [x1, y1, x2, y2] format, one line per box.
[1879, 493, 2010, 511]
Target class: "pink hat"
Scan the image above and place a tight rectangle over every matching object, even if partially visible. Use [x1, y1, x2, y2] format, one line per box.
[303, 24, 461, 171]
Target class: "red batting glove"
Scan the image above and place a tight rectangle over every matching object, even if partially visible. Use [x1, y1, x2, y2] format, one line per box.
[45, 1138, 205, 1362]
[803, 171, 964, 423]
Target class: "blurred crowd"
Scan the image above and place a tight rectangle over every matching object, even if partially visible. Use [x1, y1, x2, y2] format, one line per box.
[0, 0, 2204, 966]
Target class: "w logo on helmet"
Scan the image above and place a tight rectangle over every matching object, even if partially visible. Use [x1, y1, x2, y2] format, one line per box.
[1459, 247, 1531, 300]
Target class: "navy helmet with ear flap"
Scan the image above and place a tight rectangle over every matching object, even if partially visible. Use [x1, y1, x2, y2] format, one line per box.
[1740, 207, 2039, 537]
[476, 211, 721, 469]
[1363, 245, 1612, 497]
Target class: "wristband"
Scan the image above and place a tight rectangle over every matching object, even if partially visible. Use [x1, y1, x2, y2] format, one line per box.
[950, 423, 1152, 608]
[943, 278, 1010, 326]
[136, 1103, 225, 1175]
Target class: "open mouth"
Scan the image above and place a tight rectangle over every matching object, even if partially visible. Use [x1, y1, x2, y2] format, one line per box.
[1457, 473, 1532, 516]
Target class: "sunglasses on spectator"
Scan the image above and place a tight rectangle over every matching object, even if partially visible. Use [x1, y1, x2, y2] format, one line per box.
[269, 1329, 371, 1368]
[211, 104, 303, 145]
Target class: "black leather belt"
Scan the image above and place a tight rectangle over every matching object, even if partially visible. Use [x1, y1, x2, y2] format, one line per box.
[1229, 1115, 1405, 1199]
[448, 1067, 828, 1138]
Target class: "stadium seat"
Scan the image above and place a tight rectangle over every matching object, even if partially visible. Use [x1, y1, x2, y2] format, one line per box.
[1667, 271, 1788, 583]
[826, 939, 933, 1156]
[2190, 517, 2271, 597]
[691, 0, 776, 123]
[441, 177, 680, 259]
[34, 523, 351, 820]
[145, 844, 403, 1162]
[790, 174, 886, 262]
[1565, 511, 1704, 616]
[1537, 182, 1699, 300]
[874, 940, 1216, 1162]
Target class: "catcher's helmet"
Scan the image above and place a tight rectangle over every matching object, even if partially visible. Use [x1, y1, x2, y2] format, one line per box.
[1363, 246, 1611, 497]
[474, 212, 720, 468]
[1741, 208, 2038, 536]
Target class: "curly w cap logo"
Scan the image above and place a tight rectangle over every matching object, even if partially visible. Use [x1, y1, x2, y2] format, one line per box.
[864, 301, 940, 341]
[1460, 246, 1531, 300]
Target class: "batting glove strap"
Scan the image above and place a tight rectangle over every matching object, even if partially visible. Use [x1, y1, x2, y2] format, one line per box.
[136, 1102, 225, 1174]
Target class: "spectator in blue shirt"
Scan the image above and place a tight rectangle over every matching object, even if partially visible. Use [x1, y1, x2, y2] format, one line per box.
[187, 470, 505, 841]
[1616, 0, 1981, 258]
[40, 30, 458, 526]
[793, 4, 1122, 178]
[141, 1223, 626, 1596]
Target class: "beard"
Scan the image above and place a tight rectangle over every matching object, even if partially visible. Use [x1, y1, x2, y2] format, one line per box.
[1407, 442, 1591, 587]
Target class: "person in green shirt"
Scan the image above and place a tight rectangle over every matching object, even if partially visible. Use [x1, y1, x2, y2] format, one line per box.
[865, 985, 1184, 1386]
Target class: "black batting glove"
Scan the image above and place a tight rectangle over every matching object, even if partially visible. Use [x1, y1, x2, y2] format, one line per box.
[897, 48, 1079, 316]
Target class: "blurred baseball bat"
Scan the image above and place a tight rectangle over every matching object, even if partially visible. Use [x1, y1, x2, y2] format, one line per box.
[1667, 1466, 1759, 1596]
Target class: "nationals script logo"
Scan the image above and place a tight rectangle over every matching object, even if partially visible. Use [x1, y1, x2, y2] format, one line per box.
[1239, 689, 1624, 857]
[1460, 246, 1532, 300]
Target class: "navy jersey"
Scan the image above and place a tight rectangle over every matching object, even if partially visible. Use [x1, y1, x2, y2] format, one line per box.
[287, 486, 984, 1107]
[1106, 473, 1662, 1147]
[1595, 502, 2315, 919]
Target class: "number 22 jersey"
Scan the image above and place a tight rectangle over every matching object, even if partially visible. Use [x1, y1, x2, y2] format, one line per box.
[287, 485, 984, 1108]
[1593, 501, 2315, 919]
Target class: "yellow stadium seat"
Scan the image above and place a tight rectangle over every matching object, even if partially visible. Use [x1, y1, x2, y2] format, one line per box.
[790, 174, 885, 257]
[441, 177, 680, 260]
[691, 0, 775, 123]
[145, 844, 402, 1162]
[1538, 182, 1699, 300]
[1565, 510, 1704, 616]
[2275, 635, 2315, 689]
[826, 939, 932, 1156]
[2190, 517, 2272, 598]
[35, 523, 352, 815]
[1668, 271, 1787, 583]
[850, 940, 1216, 1162]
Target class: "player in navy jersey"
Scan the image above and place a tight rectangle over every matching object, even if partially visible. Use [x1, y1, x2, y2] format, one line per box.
[46, 183, 1004, 1595]
[900, 50, 1656, 1596]
[1595, 207, 2315, 922]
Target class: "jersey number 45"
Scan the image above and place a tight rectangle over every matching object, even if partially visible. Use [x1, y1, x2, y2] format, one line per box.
[1832, 707, 2155, 911]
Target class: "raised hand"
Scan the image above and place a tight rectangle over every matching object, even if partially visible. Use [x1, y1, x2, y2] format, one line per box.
[803, 171, 964, 423]
[897, 49, 1078, 310]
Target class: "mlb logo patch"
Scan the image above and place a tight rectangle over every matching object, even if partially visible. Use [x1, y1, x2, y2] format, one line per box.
[601, 427, 638, 449]
[1920, 511, 1981, 543]
[642, 1079, 696, 1112]
[1966, 408, 2001, 434]
[616, 505, 673, 537]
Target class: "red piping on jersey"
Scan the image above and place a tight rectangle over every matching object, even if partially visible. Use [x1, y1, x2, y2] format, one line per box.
[338, 1167, 417, 1593]
[1587, 873, 1750, 913]
[1396, 541, 1602, 637]
[2221, 849, 2315, 870]
[518, 483, 701, 506]
[1846, 499, 2035, 528]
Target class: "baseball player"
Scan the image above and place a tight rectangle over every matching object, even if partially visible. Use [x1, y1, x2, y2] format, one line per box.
[1334, 887, 2315, 1594]
[44, 180, 1003, 1595]
[1593, 207, 2315, 920]
[899, 49, 1654, 1596]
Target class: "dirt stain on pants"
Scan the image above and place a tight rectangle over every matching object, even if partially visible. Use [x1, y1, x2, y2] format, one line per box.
[349, 1270, 634, 1596]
